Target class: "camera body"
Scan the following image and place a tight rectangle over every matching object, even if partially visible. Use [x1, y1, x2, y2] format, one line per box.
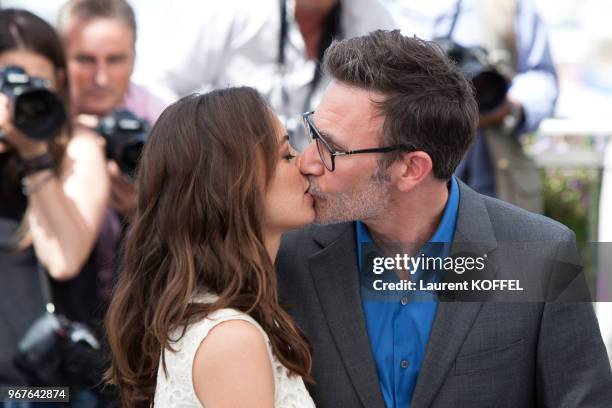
[0, 65, 66, 140]
[13, 312, 103, 387]
[96, 109, 148, 178]
[435, 38, 510, 114]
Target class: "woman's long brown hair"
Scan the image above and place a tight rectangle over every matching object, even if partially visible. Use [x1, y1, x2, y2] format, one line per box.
[104, 88, 312, 406]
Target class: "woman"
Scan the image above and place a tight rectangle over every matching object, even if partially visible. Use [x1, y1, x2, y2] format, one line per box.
[0, 8, 109, 390]
[105, 88, 316, 407]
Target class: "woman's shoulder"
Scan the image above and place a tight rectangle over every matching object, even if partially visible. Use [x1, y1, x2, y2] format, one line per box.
[168, 291, 269, 350]
[157, 306, 275, 407]
[160, 304, 273, 372]
[191, 316, 275, 407]
[177, 305, 269, 347]
[188, 292, 265, 333]
[193, 315, 272, 367]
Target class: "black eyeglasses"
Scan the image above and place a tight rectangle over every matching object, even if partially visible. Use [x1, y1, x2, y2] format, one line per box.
[302, 111, 414, 172]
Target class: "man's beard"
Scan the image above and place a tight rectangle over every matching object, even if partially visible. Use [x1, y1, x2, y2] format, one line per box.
[309, 165, 392, 225]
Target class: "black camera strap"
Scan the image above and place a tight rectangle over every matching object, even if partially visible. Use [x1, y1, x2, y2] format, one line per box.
[277, 0, 342, 113]
[278, 0, 289, 68]
[36, 260, 56, 313]
[445, 0, 463, 39]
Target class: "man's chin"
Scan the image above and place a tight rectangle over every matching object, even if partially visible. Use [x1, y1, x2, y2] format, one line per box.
[80, 99, 119, 117]
[313, 203, 348, 225]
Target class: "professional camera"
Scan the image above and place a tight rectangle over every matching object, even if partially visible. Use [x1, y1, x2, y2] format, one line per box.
[0, 65, 66, 140]
[435, 38, 510, 113]
[96, 109, 149, 178]
[13, 311, 103, 387]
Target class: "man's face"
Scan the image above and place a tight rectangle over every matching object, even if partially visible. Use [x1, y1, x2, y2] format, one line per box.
[64, 17, 135, 116]
[299, 81, 393, 224]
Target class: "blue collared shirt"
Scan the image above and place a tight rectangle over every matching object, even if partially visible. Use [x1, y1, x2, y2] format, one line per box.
[357, 176, 460, 408]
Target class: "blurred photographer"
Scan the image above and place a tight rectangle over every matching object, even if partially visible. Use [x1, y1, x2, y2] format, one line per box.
[0, 6, 109, 400]
[58, 0, 164, 221]
[143, 0, 397, 147]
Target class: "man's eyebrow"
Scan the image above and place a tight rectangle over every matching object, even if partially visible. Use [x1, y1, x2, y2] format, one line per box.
[310, 113, 347, 149]
[73, 53, 96, 60]
[319, 129, 344, 149]
[311, 119, 340, 145]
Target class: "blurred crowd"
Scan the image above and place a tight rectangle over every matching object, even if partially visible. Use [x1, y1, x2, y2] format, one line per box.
[0, 0, 608, 406]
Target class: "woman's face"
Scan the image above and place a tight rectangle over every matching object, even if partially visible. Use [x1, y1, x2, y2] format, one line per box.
[263, 116, 315, 233]
[0, 49, 59, 152]
[0, 49, 58, 91]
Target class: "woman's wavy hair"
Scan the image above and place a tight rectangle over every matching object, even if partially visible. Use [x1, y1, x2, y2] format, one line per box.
[104, 88, 313, 406]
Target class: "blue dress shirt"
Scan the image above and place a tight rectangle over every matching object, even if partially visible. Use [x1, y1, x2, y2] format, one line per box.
[357, 176, 460, 408]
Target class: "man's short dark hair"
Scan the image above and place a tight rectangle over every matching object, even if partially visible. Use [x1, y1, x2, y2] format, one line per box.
[322, 30, 479, 180]
[58, 0, 137, 42]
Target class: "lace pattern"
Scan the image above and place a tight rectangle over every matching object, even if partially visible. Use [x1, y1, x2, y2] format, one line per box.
[153, 304, 315, 407]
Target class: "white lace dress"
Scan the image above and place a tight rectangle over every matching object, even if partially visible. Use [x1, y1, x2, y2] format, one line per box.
[153, 299, 315, 407]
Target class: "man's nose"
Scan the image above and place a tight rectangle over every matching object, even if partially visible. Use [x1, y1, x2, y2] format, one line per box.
[299, 141, 325, 176]
[94, 64, 109, 87]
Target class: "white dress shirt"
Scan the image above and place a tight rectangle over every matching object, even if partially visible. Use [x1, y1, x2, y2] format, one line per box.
[144, 0, 397, 133]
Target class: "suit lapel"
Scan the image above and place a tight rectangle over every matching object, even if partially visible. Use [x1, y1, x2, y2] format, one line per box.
[309, 223, 386, 408]
[412, 181, 497, 407]
[411, 302, 483, 407]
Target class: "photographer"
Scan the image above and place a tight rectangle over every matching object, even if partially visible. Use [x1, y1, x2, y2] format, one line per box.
[143, 0, 396, 144]
[0, 7, 110, 401]
[58, 0, 164, 221]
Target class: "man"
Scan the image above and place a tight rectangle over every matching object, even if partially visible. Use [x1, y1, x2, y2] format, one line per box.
[381, 0, 557, 213]
[144, 0, 396, 145]
[58, 0, 165, 218]
[277, 30, 612, 407]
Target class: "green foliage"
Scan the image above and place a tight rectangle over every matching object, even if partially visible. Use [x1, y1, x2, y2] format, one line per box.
[543, 168, 602, 291]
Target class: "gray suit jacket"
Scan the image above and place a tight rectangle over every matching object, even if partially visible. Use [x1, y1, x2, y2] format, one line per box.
[277, 181, 612, 407]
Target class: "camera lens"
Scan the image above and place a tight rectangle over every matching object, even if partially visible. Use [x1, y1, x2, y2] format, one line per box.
[472, 71, 509, 113]
[14, 89, 66, 140]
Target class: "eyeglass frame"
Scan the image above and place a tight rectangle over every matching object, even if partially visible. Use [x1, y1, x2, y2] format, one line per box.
[301, 111, 415, 172]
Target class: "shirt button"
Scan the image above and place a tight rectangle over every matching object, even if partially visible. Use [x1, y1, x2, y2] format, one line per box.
[400, 360, 409, 369]
[400, 296, 408, 306]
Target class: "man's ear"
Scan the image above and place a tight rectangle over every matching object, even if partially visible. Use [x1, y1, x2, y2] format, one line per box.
[392, 151, 433, 192]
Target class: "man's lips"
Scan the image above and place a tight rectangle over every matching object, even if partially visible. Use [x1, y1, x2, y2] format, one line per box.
[85, 88, 114, 98]
[306, 185, 325, 199]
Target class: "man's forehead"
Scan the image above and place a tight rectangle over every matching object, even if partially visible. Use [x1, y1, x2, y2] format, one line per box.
[64, 16, 134, 45]
[314, 81, 385, 140]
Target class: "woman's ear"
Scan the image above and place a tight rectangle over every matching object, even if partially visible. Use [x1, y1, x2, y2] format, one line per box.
[393, 151, 434, 192]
